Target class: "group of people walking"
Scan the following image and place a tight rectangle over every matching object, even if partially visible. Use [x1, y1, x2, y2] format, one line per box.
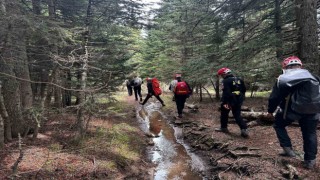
[125, 56, 319, 170]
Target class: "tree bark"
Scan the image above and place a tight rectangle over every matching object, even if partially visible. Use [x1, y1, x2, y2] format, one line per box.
[0, 18, 25, 138]
[275, 0, 283, 60]
[295, 0, 319, 73]
[47, 0, 56, 18]
[0, 84, 4, 148]
[32, 0, 41, 15]
[0, 0, 5, 15]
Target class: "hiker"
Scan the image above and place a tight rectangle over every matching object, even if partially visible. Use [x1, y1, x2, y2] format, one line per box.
[174, 74, 192, 118]
[215, 67, 248, 138]
[267, 56, 319, 169]
[131, 75, 143, 101]
[140, 77, 165, 106]
[169, 74, 178, 101]
[125, 79, 133, 96]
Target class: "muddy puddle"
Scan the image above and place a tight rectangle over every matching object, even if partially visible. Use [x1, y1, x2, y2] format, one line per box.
[137, 102, 207, 180]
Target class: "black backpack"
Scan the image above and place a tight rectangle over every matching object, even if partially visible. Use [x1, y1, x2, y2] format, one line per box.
[291, 76, 320, 114]
[278, 69, 320, 114]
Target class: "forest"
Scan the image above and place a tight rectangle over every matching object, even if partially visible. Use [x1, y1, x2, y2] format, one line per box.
[0, 0, 319, 179]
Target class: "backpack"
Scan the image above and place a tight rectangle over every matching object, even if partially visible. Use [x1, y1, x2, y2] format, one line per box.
[231, 77, 242, 95]
[133, 77, 142, 87]
[278, 69, 320, 114]
[174, 81, 190, 95]
[152, 78, 162, 96]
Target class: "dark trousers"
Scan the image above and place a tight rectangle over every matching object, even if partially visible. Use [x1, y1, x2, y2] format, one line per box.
[127, 85, 132, 96]
[274, 112, 318, 160]
[175, 95, 187, 115]
[141, 94, 164, 105]
[220, 104, 247, 130]
[133, 86, 142, 100]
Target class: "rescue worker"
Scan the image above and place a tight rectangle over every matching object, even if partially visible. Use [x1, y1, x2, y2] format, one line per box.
[267, 56, 319, 169]
[215, 67, 248, 138]
[174, 74, 192, 118]
[140, 77, 165, 106]
[131, 75, 143, 101]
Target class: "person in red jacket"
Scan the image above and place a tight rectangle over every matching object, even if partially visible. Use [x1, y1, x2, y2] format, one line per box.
[140, 78, 165, 106]
[174, 74, 192, 118]
[215, 67, 248, 138]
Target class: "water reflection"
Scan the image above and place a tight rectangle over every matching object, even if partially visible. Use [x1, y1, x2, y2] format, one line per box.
[136, 102, 206, 180]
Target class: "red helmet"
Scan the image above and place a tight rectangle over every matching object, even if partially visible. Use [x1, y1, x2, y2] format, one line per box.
[175, 73, 182, 78]
[146, 77, 152, 81]
[217, 67, 231, 75]
[282, 56, 302, 69]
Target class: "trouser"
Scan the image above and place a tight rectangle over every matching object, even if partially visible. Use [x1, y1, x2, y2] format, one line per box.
[220, 103, 247, 130]
[133, 86, 142, 100]
[127, 85, 132, 96]
[175, 95, 187, 115]
[141, 94, 164, 105]
[274, 112, 318, 160]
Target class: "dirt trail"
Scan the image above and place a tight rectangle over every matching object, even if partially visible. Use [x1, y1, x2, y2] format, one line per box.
[147, 95, 320, 179]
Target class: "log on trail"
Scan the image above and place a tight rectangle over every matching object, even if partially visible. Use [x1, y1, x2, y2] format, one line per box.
[185, 103, 199, 113]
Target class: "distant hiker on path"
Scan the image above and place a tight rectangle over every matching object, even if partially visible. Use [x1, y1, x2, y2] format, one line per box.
[267, 56, 320, 169]
[140, 77, 165, 107]
[131, 75, 143, 101]
[169, 74, 178, 101]
[125, 79, 133, 96]
[215, 67, 248, 138]
[173, 74, 192, 118]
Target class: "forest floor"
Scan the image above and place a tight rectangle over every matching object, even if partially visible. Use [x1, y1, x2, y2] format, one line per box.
[163, 94, 320, 179]
[0, 92, 320, 179]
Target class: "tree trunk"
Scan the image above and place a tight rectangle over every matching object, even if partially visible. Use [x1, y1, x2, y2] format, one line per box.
[274, 0, 283, 60]
[295, 0, 319, 73]
[0, 0, 5, 15]
[0, 84, 5, 148]
[215, 76, 220, 99]
[47, 0, 56, 18]
[76, 0, 92, 139]
[32, 0, 41, 15]
[0, 83, 11, 141]
[0, 18, 26, 138]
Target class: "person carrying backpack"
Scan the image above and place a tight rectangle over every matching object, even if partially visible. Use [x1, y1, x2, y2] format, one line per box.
[131, 75, 143, 101]
[215, 67, 248, 138]
[125, 79, 133, 96]
[267, 56, 320, 169]
[169, 74, 178, 101]
[140, 77, 165, 106]
[174, 74, 192, 118]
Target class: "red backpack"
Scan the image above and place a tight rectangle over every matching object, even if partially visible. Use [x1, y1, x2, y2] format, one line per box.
[152, 78, 162, 96]
[174, 81, 190, 95]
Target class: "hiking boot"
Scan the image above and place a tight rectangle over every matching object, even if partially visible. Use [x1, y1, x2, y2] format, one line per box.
[178, 114, 182, 118]
[241, 129, 249, 138]
[279, 147, 296, 157]
[215, 127, 229, 133]
[139, 102, 144, 105]
[303, 159, 316, 169]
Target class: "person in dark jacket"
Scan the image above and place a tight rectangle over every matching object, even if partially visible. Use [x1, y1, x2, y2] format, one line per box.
[267, 56, 319, 169]
[174, 74, 192, 118]
[125, 79, 133, 96]
[215, 67, 248, 138]
[131, 75, 143, 101]
[140, 78, 165, 106]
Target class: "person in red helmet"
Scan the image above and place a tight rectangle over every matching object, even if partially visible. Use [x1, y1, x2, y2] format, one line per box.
[267, 56, 319, 169]
[215, 67, 248, 138]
